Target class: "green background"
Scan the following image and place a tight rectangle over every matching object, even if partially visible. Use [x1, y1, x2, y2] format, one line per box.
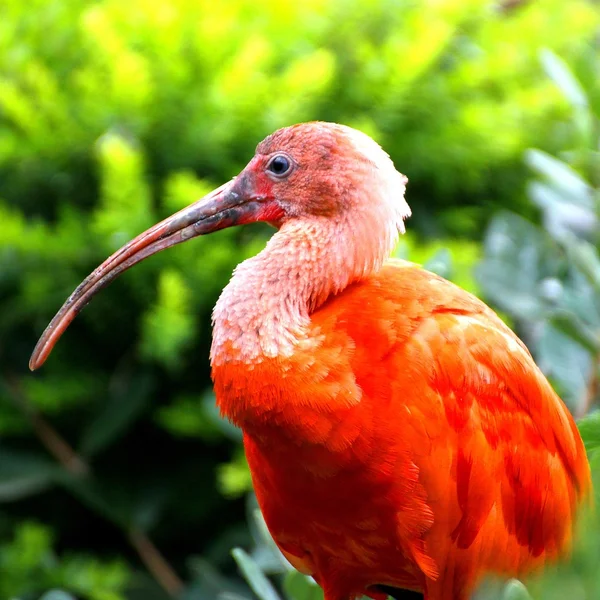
[1, 1, 599, 599]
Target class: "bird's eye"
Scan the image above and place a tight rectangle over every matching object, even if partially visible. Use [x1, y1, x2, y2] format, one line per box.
[266, 154, 292, 178]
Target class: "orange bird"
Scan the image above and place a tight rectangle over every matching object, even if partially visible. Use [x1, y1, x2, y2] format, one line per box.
[31, 123, 590, 600]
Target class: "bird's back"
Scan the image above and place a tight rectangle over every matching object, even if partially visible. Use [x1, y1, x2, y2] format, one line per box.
[214, 259, 591, 600]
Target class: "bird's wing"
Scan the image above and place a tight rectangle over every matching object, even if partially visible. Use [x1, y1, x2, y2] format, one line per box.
[316, 260, 590, 590]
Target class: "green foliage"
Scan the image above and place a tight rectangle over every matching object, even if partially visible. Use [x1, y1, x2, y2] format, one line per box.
[395, 233, 481, 294]
[579, 411, 600, 456]
[476, 46, 600, 600]
[0, 521, 129, 600]
[477, 47, 600, 414]
[140, 269, 197, 370]
[1, 1, 599, 599]
[232, 549, 282, 600]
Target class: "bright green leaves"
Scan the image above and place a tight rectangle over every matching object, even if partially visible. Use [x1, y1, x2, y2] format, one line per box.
[395, 232, 481, 294]
[94, 133, 154, 248]
[579, 411, 600, 457]
[155, 392, 220, 440]
[0, 522, 129, 600]
[162, 171, 215, 214]
[282, 571, 323, 600]
[80, 5, 154, 120]
[140, 269, 197, 370]
[218, 450, 252, 499]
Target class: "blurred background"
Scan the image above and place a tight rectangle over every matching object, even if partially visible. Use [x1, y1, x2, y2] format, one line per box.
[1, 0, 599, 599]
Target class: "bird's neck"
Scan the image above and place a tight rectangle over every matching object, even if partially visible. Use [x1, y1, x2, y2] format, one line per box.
[210, 216, 389, 365]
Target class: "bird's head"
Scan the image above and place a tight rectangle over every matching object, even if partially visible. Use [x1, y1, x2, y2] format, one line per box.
[29, 122, 410, 370]
[239, 122, 409, 227]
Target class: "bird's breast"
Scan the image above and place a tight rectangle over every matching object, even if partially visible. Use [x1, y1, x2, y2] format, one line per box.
[241, 425, 425, 596]
[211, 336, 431, 595]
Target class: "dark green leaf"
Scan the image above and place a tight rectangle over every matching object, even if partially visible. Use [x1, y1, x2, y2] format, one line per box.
[0, 449, 60, 502]
[187, 557, 252, 600]
[79, 372, 154, 457]
[56, 472, 129, 528]
[125, 572, 172, 600]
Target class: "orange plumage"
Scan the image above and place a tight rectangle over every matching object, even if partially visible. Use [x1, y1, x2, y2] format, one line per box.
[30, 122, 591, 600]
[214, 260, 590, 600]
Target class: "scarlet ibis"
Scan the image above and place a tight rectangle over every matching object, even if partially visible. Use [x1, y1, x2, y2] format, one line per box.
[31, 122, 590, 600]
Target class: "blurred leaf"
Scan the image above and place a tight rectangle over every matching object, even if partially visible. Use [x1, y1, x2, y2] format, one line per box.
[563, 237, 600, 292]
[578, 411, 600, 455]
[39, 591, 76, 600]
[528, 181, 596, 240]
[477, 213, 555, 320]
[0, 450, 60, 502]
[57, 473, 129, 528]
[540, 48, 594, 147]
[0, 521, 129, 600]
[231, 549, 281, 600]
[283, 571, 323, 600]
[248, 507, 289, 572]
[540, 49, 588, 110]
[548, 310, 600, 354]
[218, 451, 252, 499]
[140, 269, 197, 370]
[537, 323, 591, 410]
[93, 133, 154, 245]
[186, 557, 252, 600]
[525, 149, 593, 207]
[156, 390, 222, 441]
[57, 554, 129, 600]
[423, 247, 452, 279]
[502, 580, 532, 600]
[395, 234, 480, 294]
[80, 372, 154, 457]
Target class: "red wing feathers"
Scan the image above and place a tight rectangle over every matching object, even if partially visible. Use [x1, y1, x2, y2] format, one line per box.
[319, 261, 590, 589]
[218, 260, 590, 600]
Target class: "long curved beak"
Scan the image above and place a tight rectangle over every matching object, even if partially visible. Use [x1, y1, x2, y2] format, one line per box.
[30, 180, 270, 371]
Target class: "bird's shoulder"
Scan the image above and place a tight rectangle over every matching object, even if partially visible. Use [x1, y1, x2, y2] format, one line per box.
[313, 258, 509, 347]
[314, 260, 591, 572]
[313, 258, 590, 498]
